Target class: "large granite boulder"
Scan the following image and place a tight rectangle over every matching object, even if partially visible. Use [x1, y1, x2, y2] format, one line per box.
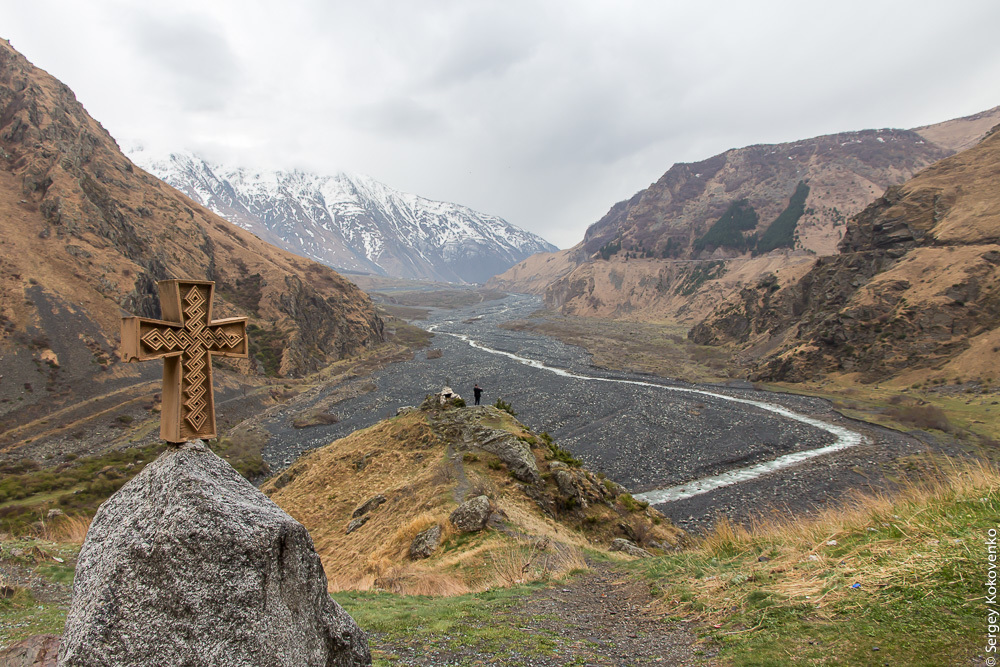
[57, 440, 370, 667]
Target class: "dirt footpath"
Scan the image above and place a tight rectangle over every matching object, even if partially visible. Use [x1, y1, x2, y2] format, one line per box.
[369, 560, 711, 666]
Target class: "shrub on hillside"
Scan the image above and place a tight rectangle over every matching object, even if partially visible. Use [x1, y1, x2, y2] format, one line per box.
[494, 398, 516, 416]
[885, 404, 952, 432]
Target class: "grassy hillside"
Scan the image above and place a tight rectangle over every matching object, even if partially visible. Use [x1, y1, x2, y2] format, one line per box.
[633, 457, 997, 665]
[3, 457, 992, 665]
[262, 398, 680, 595]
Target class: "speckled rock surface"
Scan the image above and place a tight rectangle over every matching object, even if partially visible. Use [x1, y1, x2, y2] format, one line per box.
[409, 525, 443, 559]
[449, 495, 491, 533]
[444, 407, 540, 483]
[57, 440, 370, 667]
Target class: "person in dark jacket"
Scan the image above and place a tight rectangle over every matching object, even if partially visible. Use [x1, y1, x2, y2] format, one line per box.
[473, 384, 483, 405]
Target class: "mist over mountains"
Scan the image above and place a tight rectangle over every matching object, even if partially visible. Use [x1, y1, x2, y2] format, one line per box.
[129, 148, 557, 284]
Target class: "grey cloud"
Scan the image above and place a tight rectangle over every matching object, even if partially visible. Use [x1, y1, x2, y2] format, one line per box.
[127, 12, 243, 112]
[5, 0, 1000, 250]
[427, 10, 541, 87]
[352, 97, 447, 138]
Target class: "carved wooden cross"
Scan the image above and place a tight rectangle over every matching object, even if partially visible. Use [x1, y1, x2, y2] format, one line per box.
[121, 280, 248, 443]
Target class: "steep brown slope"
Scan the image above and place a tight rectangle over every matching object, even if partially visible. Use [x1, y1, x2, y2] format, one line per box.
[913, 105, 1000, 154]
[491, 107, 1000, 322]
[0, 40, 384, 447]
[484, 246, 581, 295]
[692, 124, 1000, 385]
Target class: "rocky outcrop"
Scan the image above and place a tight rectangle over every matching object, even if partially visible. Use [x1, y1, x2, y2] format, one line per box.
[550, 463, 626, 509]
[464, 427, 539, 484]
[694, 124, 1000, 383]
[346, 515, 371, 535]
[262, 402, 684, 592]
[434, 406, 540, 483]
[0, 634, 60, 666]
[57, 440, 370, 667]
[688, 273, 784, 345]
[449, 495, 491, 533]
[352, 494, 387, 519]
[409, 525, 443, 560]
[610, 538, 652, 559]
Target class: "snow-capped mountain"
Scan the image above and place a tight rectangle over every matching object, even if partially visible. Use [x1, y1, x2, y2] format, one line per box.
[128, 148, 557, 284]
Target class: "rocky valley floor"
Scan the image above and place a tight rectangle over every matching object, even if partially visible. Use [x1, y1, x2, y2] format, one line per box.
[251, 294, 953, 532]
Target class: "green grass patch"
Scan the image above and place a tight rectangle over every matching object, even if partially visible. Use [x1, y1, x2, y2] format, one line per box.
[335, 585, 557, 665]
[630, 459, 997, 665]
[0, 444, 167, 534]
[0, 588, 67, 649]
[0, 539, 80, 647]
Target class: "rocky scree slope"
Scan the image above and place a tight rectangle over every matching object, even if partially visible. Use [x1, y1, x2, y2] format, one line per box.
[263, 397, 680, 594]
[489, 107, 1000, 320]
[691, 123, 1000, 385]
[0, 41, 384, 444]
[129, 149, 558, 284]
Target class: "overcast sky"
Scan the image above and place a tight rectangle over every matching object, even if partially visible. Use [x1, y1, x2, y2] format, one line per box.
[3, 1, 999, 248]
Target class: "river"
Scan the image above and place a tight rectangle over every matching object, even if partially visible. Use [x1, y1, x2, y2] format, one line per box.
[260, 294, 926, 529]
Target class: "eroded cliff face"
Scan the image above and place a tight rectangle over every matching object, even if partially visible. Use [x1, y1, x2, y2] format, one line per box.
[0, 40, 384, 435]
[491, 107, 1000, 325]
[580, 128, 959, 261]
[692, 125, 1000, 385]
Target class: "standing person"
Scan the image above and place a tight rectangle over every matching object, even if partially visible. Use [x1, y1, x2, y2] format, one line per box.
[473, 383, 483, 406]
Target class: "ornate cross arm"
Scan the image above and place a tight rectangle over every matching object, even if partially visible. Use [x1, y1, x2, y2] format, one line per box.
[121, 280, 248, 443]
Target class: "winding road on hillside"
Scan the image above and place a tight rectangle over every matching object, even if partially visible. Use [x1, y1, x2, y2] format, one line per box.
[260, 294, 932, 529]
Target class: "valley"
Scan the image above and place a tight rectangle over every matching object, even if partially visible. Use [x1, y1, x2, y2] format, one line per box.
[0, 13, 996, 664]
[251, 293, 946, 532]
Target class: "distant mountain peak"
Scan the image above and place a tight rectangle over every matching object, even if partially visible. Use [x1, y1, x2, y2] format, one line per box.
[129, 148, 557, 284]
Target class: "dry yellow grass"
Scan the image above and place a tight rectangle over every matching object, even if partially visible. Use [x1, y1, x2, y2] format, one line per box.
[42, 515, 91, 543]
[265, 408, 680, 596]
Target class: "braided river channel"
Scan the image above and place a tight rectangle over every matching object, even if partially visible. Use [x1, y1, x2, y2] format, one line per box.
[260, 294, 927, 529]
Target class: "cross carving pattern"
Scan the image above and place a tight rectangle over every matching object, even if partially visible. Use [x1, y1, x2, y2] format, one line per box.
[121, 280, 248, 442]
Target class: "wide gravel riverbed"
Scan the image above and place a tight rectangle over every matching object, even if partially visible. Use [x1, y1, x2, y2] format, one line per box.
[260, 294, 932, 529]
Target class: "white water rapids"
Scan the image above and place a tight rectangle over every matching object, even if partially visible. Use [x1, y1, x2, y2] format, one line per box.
[430, 325, 869, 504]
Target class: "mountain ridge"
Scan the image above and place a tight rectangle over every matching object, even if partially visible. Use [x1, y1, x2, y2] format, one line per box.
[130, 148, 558, 284]
[691, 121, 1000, 385]
[488, 105, 1000, 326]
[0, 39, 384, 456]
